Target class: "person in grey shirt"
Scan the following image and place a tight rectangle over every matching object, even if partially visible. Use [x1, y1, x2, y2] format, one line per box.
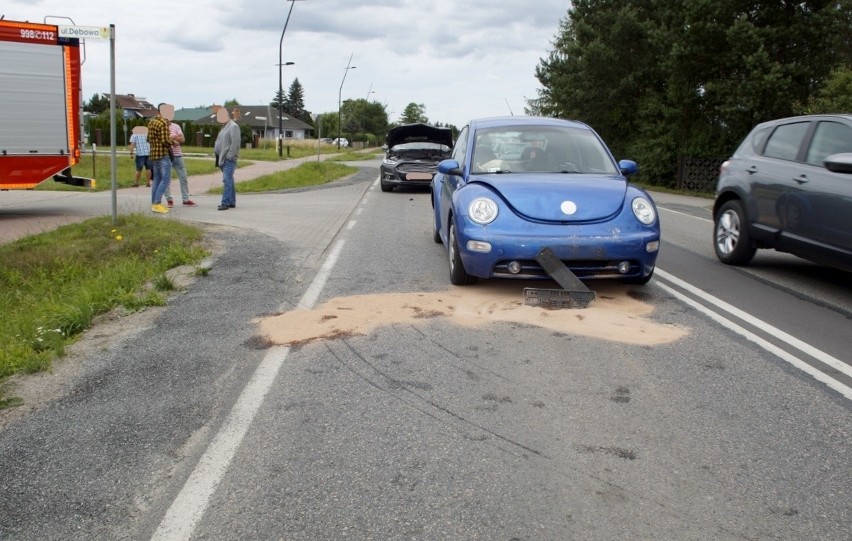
[213, 107, 241, 210]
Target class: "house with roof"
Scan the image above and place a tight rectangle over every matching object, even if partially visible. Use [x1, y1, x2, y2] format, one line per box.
[189, 105, 314, 140]
[103, 93, 159, 119]
[173, 106, 213, 122]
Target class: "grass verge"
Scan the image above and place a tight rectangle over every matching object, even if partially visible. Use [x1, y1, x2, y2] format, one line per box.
[209, 161, 359, 193]
[37, 143, 377, 193]
[328, 150, 383, 162]
[0, 214, 208, 408]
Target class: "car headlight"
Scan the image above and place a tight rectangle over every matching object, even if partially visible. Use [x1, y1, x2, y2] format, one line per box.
[468, 197, 498, 224]
[382, 157, 397, 165]
[631, 197, 656, 225]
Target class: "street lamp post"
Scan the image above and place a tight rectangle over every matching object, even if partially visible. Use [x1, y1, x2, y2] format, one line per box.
[338, 54, 356, 150]
[277, 60, 294, 155]
[363, 84, 375, 141]
[278, 0, 300, 158]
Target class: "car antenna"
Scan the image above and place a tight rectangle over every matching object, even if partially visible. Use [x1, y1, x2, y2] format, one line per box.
[505, 98, 514, 116]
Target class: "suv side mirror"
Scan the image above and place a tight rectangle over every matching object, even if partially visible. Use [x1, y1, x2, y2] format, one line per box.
[824, 153, 852, 174]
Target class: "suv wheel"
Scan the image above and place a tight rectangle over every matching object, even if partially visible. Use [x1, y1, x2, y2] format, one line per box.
[714, 200, 756, 265]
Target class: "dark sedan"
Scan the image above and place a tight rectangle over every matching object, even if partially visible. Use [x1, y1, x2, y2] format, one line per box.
[713, 114, 852, 272]
[380, 123, 453, 192]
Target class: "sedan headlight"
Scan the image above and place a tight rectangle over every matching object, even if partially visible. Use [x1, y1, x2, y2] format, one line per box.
[382, 156, 398, 165]
[468, 197, 498, 225]
[632, 197, 657, 225]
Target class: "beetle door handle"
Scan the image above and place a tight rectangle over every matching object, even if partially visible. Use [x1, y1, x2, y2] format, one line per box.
[746, 165, 758, 174]
[794, 174, 809, 184]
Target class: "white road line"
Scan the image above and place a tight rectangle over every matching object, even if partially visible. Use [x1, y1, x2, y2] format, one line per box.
[657, 205, 713, 223]
[152, 239, 346, 541]
[655, 268, 852, 401]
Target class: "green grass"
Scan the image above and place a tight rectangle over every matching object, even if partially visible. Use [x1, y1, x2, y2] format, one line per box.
[209, 161, 359, 193]
[4, 145, 374, 407]
[636, 182, 715, 199]
[36, 153, 231, 193]
[36, 142, 377, 193]
[0, 215, 208, 407]
[328, 150, 383, 162]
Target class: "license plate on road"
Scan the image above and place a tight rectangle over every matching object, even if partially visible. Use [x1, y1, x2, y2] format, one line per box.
[406, 172, 433, 180]
[524, 288, 595, 309]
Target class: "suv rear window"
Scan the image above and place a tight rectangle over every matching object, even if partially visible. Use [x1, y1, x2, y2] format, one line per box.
[763, 122, 810, 161]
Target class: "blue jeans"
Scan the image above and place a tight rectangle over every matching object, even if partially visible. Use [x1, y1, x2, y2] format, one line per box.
[151, 156, 172, 204]
[165, 155, 189, 201]
[220, 159, 236, 207]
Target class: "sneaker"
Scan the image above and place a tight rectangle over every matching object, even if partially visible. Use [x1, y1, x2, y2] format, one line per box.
[151, 204, 169, 214]
[167, 199, 174, 208]
[217, 205, 229, 211]
[182, 200, 197, 207]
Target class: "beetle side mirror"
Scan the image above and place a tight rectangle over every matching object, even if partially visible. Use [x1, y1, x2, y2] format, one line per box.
[438, 159, 463, 176]
[619, 159, 638, 176]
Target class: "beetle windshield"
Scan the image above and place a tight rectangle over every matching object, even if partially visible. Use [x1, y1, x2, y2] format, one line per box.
[471, 125, 618, 175]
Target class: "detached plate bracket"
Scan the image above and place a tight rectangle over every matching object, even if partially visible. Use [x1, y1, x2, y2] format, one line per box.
[523, 247, 596, 309]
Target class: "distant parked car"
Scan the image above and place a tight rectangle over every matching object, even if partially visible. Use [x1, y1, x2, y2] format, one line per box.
[319, 137, 334, 144]
[713, 114, 852, 272]
[431, 116, 660, 285]
[332, 137, 349, 148]
[380, 123, 453, 192]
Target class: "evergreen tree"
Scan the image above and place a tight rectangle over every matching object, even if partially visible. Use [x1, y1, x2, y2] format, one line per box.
[400, 103, 428, 124]
[270, 89, 286, 110]
[84, 93, 110, 115]
[285, 79, 304, 116]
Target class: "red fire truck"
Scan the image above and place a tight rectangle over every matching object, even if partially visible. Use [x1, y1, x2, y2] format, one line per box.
[0, 18, 89, 189]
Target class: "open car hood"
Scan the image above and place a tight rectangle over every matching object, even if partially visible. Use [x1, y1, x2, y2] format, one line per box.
[474, 175, 628, 222]
[386, 123, 454, 149]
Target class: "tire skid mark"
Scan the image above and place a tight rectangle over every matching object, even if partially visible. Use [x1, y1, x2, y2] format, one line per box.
[327, 338, 548, 459]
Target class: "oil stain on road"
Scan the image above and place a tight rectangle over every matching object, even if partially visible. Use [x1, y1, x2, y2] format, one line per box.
[258, 282, 688, 347]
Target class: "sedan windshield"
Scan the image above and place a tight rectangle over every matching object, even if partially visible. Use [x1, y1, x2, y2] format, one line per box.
[471, 125, 618, 175]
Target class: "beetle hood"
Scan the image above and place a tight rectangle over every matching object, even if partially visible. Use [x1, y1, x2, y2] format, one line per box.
[474, 175, 628, 222]
[386, 123, 454, 149]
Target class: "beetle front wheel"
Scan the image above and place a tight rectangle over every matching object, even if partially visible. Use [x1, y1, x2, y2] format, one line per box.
[448, 218, 477, 285]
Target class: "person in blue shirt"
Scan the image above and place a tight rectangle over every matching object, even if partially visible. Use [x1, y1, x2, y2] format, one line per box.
[128, 127, 152, 187]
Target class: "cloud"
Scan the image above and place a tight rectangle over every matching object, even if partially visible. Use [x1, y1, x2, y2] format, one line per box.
[2, 0, 569, 126]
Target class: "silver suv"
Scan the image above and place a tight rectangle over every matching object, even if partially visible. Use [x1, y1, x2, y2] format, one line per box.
[713, 114, 852, 272]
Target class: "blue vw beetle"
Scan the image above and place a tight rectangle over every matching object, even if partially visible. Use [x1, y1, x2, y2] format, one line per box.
[431, 116, 660, 285]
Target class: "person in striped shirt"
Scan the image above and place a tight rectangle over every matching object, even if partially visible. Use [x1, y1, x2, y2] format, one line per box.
[164, 119, 196, 207]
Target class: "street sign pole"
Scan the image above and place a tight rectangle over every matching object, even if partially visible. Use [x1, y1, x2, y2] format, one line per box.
[59, 25, 117, 223]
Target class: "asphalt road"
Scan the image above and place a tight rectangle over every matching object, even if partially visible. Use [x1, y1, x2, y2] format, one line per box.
[1, 163, 850, 540]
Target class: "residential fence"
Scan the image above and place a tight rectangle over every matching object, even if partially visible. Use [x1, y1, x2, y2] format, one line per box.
[676, 156, 725, 193]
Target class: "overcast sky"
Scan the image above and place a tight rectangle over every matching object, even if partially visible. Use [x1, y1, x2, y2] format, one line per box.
[4, 0, 570, 127]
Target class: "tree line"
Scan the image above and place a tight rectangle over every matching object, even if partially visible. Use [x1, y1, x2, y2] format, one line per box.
[528, 0, 852, 187]
[85, 79, 459, 148]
